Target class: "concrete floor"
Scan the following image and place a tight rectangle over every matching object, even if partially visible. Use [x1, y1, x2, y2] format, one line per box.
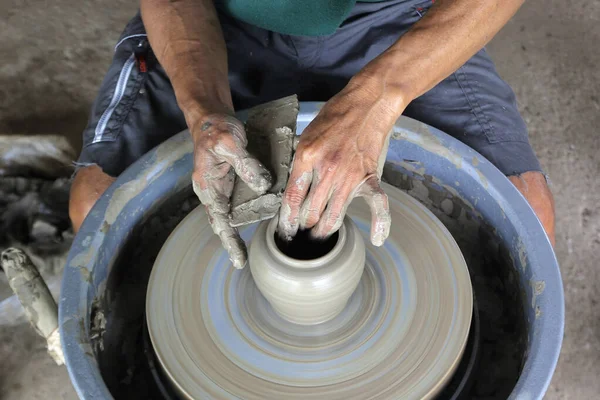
[1, 0, 598, 399]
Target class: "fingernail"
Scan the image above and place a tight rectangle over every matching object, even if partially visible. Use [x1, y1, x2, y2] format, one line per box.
[232, 258, 247, 269]
[246, 170, 272, 194]
[277, 204, 298, 240]
[298, 201, 312, 228]
[256, 172, 272, 192]
[372, 233, 385, 247]
[371, 224, 390, 246]
[276, 224, 295, 242]
[309, 229, 325, 240]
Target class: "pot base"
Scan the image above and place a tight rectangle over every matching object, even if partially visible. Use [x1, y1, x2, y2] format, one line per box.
[146, 182, 472, 399]
[270, 301, 348, 326]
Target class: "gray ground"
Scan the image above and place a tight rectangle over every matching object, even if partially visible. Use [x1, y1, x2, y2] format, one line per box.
[0, 0, 598, 399]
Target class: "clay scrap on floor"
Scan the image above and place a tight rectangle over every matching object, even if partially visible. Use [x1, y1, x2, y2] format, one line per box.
[0, 134, 74, 301]
[229, 95, 299, 227]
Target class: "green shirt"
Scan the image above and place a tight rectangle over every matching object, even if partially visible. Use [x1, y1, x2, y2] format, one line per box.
[220, 0, 384, 36]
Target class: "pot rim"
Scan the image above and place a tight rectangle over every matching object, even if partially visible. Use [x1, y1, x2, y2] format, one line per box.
[264, 216, 348, 269]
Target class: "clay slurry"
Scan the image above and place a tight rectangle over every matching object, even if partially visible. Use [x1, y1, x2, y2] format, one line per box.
[275, 229, 339, 260]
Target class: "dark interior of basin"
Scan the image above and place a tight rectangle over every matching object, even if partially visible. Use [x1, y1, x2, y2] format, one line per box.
[90, 169, 528, 400]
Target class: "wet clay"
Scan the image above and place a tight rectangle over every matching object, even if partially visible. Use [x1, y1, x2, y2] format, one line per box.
[146, 182, 472, 399]
[249, 216, 365, 325]
[91, 177, 526, 400]
[0, 134, 75, 179]
[1, 248, 64, 364]
[229, 95, 298, 226]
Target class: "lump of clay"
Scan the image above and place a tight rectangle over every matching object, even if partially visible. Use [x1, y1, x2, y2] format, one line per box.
[229, 95, 299, 227]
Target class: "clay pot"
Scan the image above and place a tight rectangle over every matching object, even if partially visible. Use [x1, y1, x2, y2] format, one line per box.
[249, 216, 366, 325]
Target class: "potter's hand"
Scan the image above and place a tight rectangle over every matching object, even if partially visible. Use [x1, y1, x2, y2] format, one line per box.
[191, 114, 272, 268]
[278, 82, 397, 246]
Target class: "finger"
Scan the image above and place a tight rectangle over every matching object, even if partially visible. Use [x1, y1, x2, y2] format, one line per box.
[213, 144, 272, 195]
[278, 164, 313, 241]
[356, 175, 391, 246]
[192, 172, 233, 215]
[299, 171, 334, 230]
[312, 183, 354, 239]
[206, 209, 247, 269]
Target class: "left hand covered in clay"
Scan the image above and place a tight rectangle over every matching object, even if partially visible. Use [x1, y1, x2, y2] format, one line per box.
[192, 114, 272, 269]
[278, 79, 400, 246]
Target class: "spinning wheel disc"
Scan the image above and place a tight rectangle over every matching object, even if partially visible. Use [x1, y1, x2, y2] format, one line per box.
[146, 183, 472, 399]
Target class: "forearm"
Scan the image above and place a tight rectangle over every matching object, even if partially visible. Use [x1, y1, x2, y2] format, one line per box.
[356, 0, 525, 114]
[140, 0, 232, 130]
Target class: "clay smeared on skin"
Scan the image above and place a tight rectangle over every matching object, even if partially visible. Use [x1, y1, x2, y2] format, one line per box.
[293, 171, 312, 192]
[211, 214, 247, 269]
[298, 199, 314, 228]
[211, 142, 272, 194]
[280, 128, 393, 245]
[193, 179, 246, 269]
[192, 175, 233, 215]
[357, 176, 391, 246]
[366, 130, 393, 246]
[298, 171, 321, 228]
[369, 204, 391, 246]
[277, 170, 312, 240]
[277, 203, 295, 242]
[310, 174, 391, 244]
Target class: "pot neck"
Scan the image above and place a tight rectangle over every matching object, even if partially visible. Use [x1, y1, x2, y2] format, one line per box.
[266, 218, 347, 269]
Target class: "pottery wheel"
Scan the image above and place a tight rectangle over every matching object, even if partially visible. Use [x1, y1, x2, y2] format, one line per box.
[146, 182, 472, 399]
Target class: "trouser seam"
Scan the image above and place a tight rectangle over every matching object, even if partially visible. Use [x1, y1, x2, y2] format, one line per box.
[454, 67, 496, 143]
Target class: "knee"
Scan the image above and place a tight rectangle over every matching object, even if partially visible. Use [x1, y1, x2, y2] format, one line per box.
[508, 171, 555, 247]
[69, 165, 116, 232]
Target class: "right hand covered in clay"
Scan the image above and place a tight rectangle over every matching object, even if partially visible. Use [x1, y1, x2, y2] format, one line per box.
[191, 114, 272, 269]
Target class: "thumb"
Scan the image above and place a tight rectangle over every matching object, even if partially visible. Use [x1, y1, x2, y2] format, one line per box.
[214, 144, 272, 195]
[206, 208, 248, 269]
[356, 175, 391, 246]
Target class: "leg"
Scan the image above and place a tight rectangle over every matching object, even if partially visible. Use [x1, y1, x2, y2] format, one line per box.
[508, 172, 555, 246]
[70, 14, 186, 231]
[69, 165, 116, 232]
[403, 48, 555, 245]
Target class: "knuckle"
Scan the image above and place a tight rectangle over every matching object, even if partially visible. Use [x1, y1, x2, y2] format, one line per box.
[327, 209, 342, 223]
[373, 189, 389, 204]
[296, 145, 319, 163]
[215, 133, 238, 149]
[315, 220, 335, 238]
[284, 189, 305, 207]
[327, 150, 342, 165]
[325, 211, 343, 232]
[373, 184, 387, 197]
[305, 210, 321, 228]
[191, 171, 205, 185]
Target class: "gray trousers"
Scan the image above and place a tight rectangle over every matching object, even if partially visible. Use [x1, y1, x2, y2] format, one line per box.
[77, 0, 541, 178]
